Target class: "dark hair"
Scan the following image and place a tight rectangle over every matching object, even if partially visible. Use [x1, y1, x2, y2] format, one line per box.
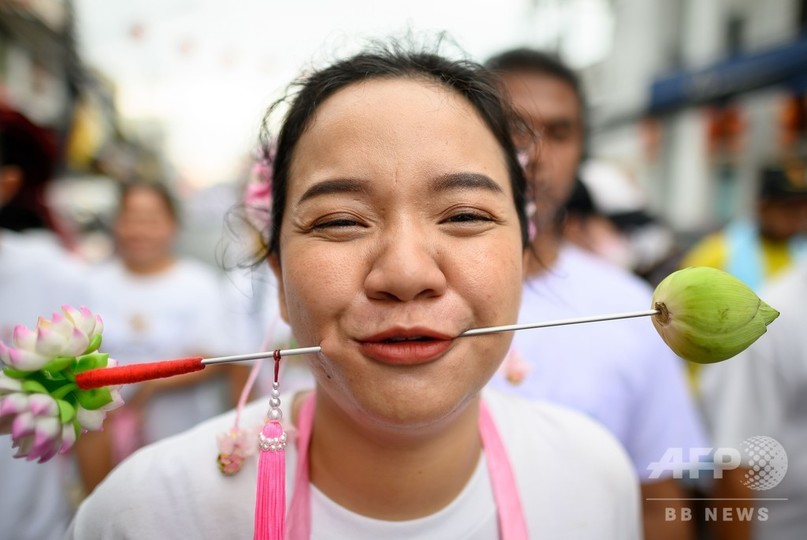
[117, 180, 180, 223]
[257, 41, 530, 260]
[758, 162, 807, 201]
[484, 47, 587, 131]
[0, 106, 60, 233]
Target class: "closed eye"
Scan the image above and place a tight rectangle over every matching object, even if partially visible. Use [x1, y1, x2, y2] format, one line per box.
[442, 211, 494, 224]
[313, 218, 364, 229]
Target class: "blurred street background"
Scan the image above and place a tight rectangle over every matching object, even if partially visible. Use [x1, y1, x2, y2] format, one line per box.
[2, 0, 806, 268]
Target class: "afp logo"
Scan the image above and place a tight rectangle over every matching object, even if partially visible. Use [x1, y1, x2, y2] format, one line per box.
[647, 435, 788, 490]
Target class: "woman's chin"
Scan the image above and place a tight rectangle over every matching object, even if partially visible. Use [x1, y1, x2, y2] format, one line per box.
[345, 384, 479, 436]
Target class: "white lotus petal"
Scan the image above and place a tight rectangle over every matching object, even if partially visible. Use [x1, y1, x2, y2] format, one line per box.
[48, 312, 75, 339]
[0, 374, 23, 394]
[100, 389, 125, 412]
[12, 412, 35, 439]
[35, 316, 51, 331]
[76, 407, 105, 431]
[63, 305, 96, 336]
[34, 416, 61, 441]
[34, 326, 68, 357]
[0, 393, 30, 417]
[3, 347, 48, 371]
[59, 424, 77, 453]
[63, 328, 90, 357]
[27, 394, 58, 417]
[11, 325, 36, 350]
[92, 315, 104, 338]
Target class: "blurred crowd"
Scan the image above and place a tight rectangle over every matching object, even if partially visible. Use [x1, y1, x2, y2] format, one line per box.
[2, 27, 807, 540]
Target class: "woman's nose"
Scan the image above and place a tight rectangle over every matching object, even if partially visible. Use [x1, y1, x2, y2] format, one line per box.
[363, 223, 448, 302]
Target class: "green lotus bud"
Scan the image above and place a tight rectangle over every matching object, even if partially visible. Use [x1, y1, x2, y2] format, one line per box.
[651, 266, 779, 364]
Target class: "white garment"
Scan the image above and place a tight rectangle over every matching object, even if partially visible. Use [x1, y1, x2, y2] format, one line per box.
[700, 262, 807, 540]
[309, 455, 498, 540]
[488, 244, 708, 480]
[0, 231, 90, 540]
[66, 389, 641, 539]
[87, 259, 232, 443]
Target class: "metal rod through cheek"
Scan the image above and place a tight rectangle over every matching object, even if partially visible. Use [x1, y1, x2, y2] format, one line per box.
[201, 309, 660, 366]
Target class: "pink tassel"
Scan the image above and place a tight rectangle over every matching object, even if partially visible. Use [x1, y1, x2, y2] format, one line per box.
[254, 351, 286, 540]
[254, 418, 286, 540]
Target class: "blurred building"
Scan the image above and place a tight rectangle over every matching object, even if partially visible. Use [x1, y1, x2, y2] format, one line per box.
[0, 0, 81, 155]
[582, 0, 807, 238]
[1, 1, 170, 260]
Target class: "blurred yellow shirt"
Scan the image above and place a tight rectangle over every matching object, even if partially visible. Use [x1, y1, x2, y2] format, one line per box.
[680, 232, 795, 280]
[679, 231, 798, 393]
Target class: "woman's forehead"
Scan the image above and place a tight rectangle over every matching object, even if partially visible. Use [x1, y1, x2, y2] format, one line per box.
[288, 77, 506, 184]
[307, 77, 470, 131]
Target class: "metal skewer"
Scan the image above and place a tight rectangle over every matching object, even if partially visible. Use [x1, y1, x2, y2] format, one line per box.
[201, 308, 660, 366]
[459, 308, 659, 336]
[202, 346, 323, 365]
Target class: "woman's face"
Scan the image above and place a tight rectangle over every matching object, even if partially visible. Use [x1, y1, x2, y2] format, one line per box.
[271, 78, 523, 431]
[114, 187, 177, 271]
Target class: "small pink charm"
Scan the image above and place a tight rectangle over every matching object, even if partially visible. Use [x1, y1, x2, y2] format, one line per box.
[501, 348, 531, 386]
[216, 426, 258, 476]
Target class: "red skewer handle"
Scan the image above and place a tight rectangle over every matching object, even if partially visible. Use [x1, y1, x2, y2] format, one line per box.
[75, 357, 206, 390]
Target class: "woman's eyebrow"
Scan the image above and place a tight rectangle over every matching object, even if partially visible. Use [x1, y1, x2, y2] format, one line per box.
[431, 172, 504, 194]
[298, 178, 370, 203]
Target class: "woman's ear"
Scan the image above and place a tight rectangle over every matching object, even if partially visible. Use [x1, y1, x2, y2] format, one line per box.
[268, 255, 290, 324]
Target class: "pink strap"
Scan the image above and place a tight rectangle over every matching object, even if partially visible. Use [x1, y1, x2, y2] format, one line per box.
[284, 396, 528, 539]
[479, 400, 529, 539]
[284, 394, 315, 540]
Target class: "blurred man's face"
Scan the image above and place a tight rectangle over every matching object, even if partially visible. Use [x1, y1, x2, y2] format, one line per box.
[758, 198, 807, 241]
[499, 71, 584, 227]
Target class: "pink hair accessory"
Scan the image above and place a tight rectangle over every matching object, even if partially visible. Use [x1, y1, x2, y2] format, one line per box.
[244, 147, 275, 234]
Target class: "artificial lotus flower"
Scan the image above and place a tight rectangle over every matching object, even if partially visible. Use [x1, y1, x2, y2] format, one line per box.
[0, 376, 76, 461]
[0, 305, 104, 372]
[0, 306, 122, 462]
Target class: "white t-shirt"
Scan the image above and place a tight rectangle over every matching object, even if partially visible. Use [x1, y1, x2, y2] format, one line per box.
[0, 230, 90, 540]
[488, 244, 708, 480]
[87, 258, 232, 443]
[700, 262, 807, 540]
[66, 389, 641, 539]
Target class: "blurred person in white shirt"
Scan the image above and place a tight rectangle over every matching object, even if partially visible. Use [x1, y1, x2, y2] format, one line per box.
[1, 104, 88, 540]
[73, 181, 248, 494]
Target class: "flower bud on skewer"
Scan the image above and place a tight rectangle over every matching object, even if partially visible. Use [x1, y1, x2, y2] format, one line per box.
[651, 267, 780, 364]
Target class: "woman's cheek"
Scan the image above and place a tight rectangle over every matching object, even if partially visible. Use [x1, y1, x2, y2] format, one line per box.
[465, 242, 522, 311]
[282, 251, 358, 337]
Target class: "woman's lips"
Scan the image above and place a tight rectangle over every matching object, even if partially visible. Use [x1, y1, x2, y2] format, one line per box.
[358, 328, 455, 365]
